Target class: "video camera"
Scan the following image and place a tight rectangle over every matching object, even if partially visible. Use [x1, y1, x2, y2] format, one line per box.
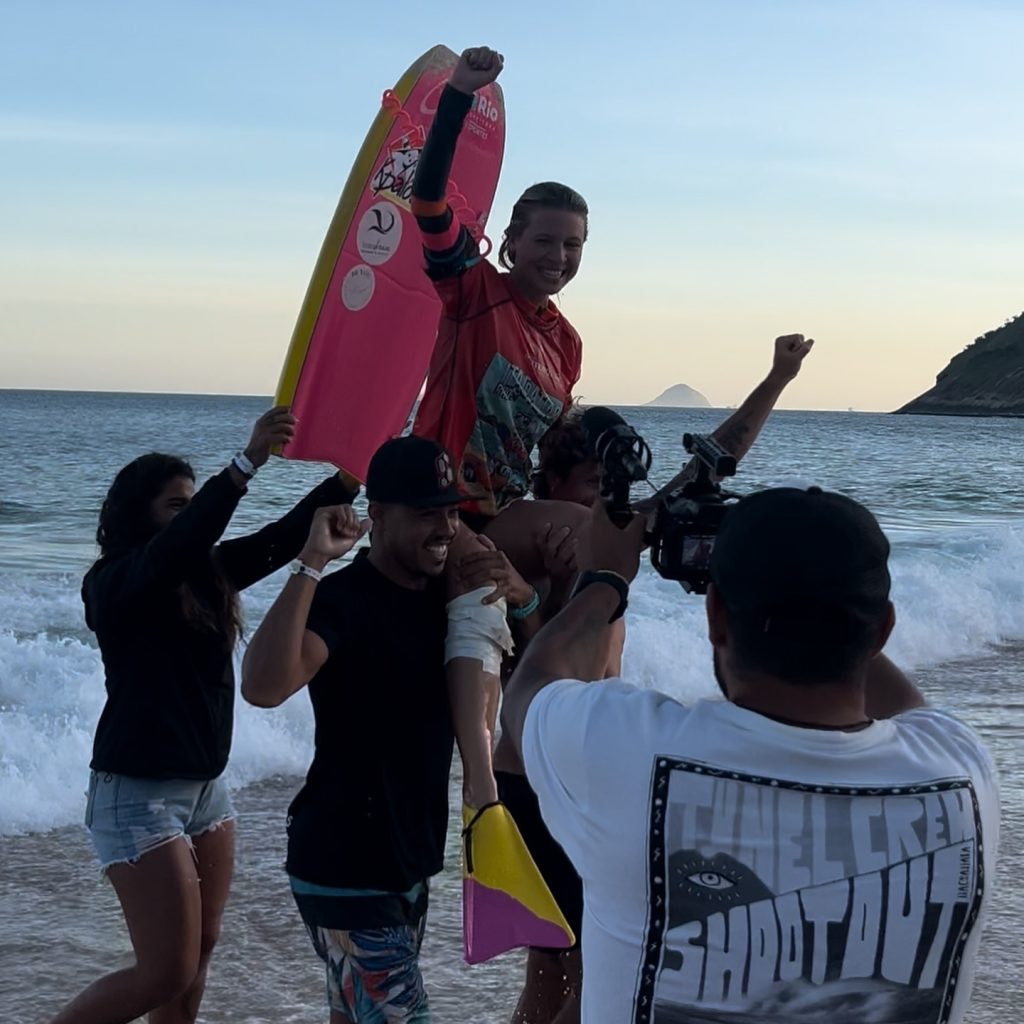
[581, 407, 741, 594]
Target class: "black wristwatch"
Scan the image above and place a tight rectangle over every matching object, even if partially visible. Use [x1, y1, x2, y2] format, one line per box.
[571, 570, 629, 622]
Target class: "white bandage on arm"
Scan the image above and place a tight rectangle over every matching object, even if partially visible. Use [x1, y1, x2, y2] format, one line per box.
[445, 586, 515, 675]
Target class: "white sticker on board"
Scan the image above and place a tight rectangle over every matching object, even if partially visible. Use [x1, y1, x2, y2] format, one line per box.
[341, 265, 375, 311]
[356, 201, 403, 266]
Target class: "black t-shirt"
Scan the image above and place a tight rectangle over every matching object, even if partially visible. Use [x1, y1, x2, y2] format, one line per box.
[286, 555, 454, 892]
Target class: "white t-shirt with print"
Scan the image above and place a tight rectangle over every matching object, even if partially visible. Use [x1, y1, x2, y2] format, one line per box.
[522, 682, 999, 1024]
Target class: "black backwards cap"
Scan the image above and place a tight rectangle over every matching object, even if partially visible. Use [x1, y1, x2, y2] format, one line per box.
[709, 487, 891, 632]
[365, 436, 464, 508]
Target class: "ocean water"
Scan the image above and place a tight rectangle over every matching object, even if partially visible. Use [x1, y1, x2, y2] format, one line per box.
[0, 389, 1021, 1022]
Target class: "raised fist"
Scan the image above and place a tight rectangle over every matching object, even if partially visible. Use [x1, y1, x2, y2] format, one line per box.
[449, 46, 504, 95]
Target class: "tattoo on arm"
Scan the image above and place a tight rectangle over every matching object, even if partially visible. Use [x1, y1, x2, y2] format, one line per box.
[715, 421, 752, 456]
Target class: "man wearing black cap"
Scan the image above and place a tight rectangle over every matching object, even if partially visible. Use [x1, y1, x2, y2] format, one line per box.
[242, 435, 481, 1024]
[501, 488, 999, 1024]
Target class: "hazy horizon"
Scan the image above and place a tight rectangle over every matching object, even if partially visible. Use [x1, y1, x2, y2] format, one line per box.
[0, 383, 944, 413]
[3, 1, 1022, 410]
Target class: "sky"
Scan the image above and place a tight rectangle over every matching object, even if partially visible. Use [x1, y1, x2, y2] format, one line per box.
[2, 0, 1022, 410]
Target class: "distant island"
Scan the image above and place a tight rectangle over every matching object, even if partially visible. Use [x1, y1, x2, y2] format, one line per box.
[646, 383, 711, 408]
[896, 312, 1024, 418]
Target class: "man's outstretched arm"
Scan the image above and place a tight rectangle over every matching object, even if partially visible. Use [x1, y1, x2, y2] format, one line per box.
[637, 334, 814, 509]
[502, 504, 646, 760]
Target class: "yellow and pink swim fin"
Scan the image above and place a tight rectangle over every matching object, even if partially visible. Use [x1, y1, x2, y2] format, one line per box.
[461, 802, 575, 964]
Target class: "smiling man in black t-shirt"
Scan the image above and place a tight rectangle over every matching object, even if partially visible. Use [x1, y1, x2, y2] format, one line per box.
[242, 436, 473, 1024]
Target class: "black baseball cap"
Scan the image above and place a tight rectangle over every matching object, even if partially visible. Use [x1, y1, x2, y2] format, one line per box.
[365, 435, 464, 508]
[709, 487, 891, 625]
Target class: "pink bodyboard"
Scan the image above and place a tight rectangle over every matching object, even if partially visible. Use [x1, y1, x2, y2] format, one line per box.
[275, 45, 505, 480]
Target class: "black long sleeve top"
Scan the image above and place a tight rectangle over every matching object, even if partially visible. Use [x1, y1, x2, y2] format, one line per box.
[83, 469, 353, 780]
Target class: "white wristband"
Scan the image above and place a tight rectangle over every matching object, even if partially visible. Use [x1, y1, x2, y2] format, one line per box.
[291, 560, 323, 583]
[232, 451, 257, 478]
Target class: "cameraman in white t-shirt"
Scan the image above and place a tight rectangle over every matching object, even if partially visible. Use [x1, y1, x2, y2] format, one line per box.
[501, 487, 999, 1024]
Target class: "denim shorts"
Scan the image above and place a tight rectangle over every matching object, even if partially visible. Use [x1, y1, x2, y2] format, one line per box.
[84, 771, 235, 871]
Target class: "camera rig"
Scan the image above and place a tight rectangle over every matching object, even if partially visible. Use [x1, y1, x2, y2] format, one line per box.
[582, 407, 741, 594]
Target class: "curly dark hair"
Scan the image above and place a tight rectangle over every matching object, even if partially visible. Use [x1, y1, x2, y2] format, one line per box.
[95, 453, 242, 642]
[498, 181, 589, 271]
[532, 406, 594, 499]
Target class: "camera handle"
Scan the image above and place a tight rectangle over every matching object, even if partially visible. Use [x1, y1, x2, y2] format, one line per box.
[605, 479, 636, 529]
[598, 431, 652, 530]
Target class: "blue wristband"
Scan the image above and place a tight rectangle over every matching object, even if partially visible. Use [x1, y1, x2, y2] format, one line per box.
[509, 588, 541, 620]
